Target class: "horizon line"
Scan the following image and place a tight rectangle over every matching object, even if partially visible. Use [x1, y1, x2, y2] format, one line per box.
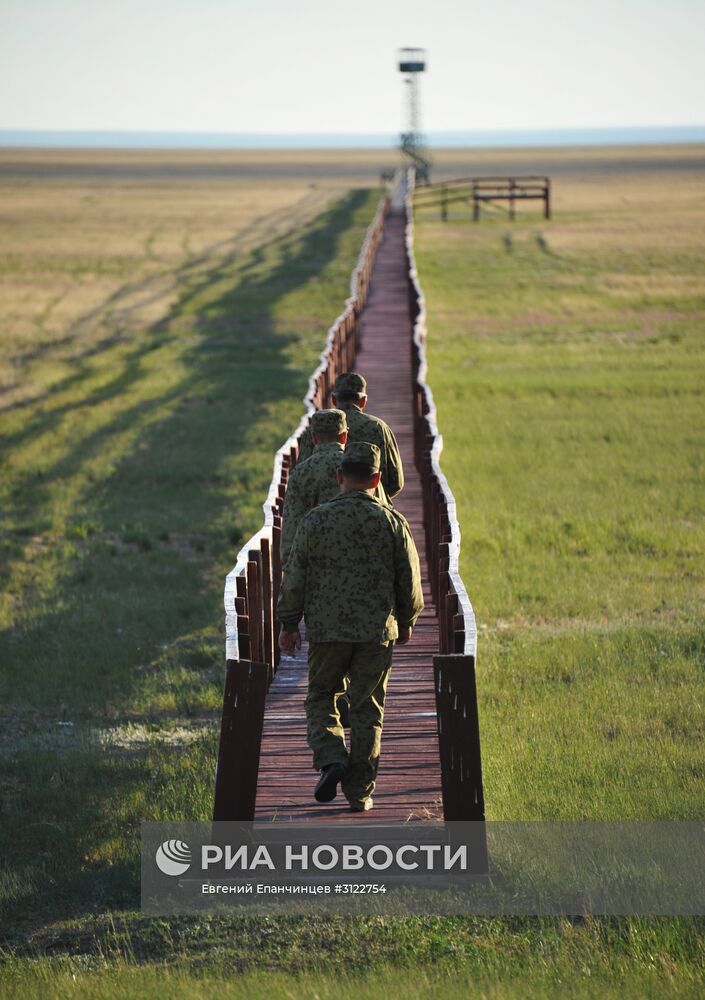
[1, 125, 704, 151]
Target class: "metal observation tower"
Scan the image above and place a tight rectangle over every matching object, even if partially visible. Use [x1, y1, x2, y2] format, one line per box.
[398, 47, 431, 184]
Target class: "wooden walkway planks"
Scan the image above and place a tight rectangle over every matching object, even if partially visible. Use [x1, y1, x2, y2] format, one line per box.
[254, 207, 443, 823]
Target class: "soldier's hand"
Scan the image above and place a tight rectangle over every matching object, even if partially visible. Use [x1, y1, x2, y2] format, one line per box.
[396, 627, 412, 645]
[279, 628, 302, 656]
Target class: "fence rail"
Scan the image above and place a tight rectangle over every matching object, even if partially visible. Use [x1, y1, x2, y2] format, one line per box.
[414, 174, 551, 222]
[405, 169, 486, 823]
[213, 174, 485, 827]
[405, 170, 477, 660]
[214, 191, 390, 820]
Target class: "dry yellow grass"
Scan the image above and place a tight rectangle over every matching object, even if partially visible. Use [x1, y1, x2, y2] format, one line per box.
[0, 148, 389, 412]
[1, 141, 705, 997]
[417, 144, 705, 318]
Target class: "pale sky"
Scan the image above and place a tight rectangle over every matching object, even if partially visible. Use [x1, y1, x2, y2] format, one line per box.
[1, 0, 703, 132]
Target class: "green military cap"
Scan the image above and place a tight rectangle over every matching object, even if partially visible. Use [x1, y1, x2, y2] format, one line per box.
[333, 371, 367, 395]
[310, 408, 347, 435]
[342, 440, 381, 472]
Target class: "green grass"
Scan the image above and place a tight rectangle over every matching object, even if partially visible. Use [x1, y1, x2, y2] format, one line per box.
[1, 188, 379, 713]
[2, 148, 705, 996]
[0, 187, 380, 929]
[2, 916, 704, 998]
[413, 197, 705, 822]
[1, 960, 703, 1000]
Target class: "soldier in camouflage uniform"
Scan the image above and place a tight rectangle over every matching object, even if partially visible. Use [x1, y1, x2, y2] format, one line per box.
[298, 372, 404, 504]
[277, 441, 424, 811]
[281, 408, 347, 568]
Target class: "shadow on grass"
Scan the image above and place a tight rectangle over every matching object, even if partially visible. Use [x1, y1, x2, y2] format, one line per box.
[0, 188, 372, 932]
[0, 189, 325, 423]
[1, 188, 369, 708]
[1, 735, 218, 935]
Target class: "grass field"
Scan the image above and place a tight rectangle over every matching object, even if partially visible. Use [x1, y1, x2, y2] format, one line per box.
[0, 147, 381, 930]
[414, 144, 705, 822]
[1, 145, 704, 996]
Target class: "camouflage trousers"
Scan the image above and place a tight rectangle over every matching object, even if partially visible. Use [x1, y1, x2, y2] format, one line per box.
[305, 640, 393, 806]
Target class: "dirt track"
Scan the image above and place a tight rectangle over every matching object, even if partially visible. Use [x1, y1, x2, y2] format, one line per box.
[1, 144, 703, 184]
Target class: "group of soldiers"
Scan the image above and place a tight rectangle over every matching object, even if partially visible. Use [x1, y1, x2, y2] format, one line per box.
[277, 372, 424, 812]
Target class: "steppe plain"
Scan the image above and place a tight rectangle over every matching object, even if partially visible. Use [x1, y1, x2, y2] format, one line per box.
[1, 144, 704, 997]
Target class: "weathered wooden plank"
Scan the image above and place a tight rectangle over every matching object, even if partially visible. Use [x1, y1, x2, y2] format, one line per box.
[254, 207, 444, 822]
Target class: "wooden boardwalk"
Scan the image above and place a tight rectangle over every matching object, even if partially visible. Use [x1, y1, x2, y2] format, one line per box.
[254, 207, 443, 823]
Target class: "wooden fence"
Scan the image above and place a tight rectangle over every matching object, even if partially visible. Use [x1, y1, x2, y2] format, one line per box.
[213, 172, 486, 829]
[405, 169, 486, 823]
[415, 175, 551, 222]
[213, 191, 390, 820]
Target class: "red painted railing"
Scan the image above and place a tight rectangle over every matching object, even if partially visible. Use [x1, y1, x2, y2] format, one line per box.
[213, 192, 390, 820]
[213, 174, 486, 828]
[405, 169, 486, 823]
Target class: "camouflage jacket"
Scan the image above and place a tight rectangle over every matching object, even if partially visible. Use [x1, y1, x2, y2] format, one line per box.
[281, 442, 344, 567]
[277, 490, 424, 643]
[298, 403, 404, 500]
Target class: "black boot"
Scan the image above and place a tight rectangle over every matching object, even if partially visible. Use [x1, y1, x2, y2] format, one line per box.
[314, 762, 346, 803]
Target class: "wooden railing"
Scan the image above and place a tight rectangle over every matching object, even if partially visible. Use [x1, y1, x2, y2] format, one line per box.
[213, 172, 486, 828]
[415, 175, 551, 222]
[404, 169, 486, 824]
[213, 191, 391, 820]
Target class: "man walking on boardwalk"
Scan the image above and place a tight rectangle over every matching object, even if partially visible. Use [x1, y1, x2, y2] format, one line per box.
[299, 372, 404, 504]
[280, 408, 347, 567]
[277, 441, 423, 812]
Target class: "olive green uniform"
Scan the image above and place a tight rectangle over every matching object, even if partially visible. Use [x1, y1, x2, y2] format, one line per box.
[277, 488, 424, 806]
[298, 405, 404, 505]
[281, 441, 344, 567]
